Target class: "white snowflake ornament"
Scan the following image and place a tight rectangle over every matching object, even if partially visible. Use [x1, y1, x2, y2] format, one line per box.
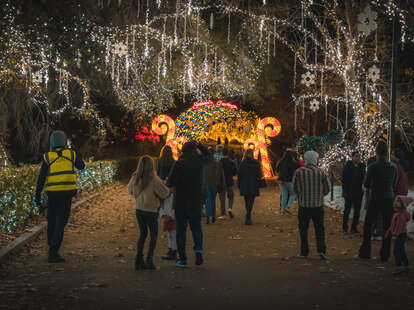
[301, 71, 315, 87]
[309, 99, 320, 112]
[114, 42, 128, 57]
[367, 65, 380, 82]
[32, 72, 43, 85]
[358, 6, 377, 35]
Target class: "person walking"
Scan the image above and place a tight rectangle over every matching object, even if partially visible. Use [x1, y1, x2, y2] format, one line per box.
[219, 147, 238, 219]
[204, 148, 226, 224]
[238, 149, 263, 225]
[35, 130, 85, 263]
[386, 195, 412, 274]
[292, 151, 330, 260]
[167, 142, 210, 267]
[358, 141, 397, 262]
[156, 146, 177, 261]
[276, 149, 300, 215]
[128, 156, 170, 270]
[341, 151, 366, 234]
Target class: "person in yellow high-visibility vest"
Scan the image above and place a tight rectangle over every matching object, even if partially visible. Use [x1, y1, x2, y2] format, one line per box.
[35, 130, 85, 263]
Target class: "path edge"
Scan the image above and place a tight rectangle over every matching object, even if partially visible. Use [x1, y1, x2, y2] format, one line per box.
[0, 193, 100, 263]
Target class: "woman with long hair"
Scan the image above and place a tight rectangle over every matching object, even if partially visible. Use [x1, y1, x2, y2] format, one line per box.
[128, 155, 170, 270]
[157, 146, 178, 260]
[238, 149, 263, 225]
[277, 149, 300, 214]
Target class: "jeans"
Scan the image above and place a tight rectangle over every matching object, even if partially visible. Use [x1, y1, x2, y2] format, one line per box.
[47, 191, 73, 255]
[394, 233, 409, 267]
[359, 198, 393, 261]
[175, 206, 203, 261]
[298, 207, 326, 256]
[279, 182, 296, 211]
[135, 210, 158, 258]
[244, 195, 256, 220]
[219, 186, 234, 215]
[205, 185, 217, 218]
[343, 196, 362, 231]
[167, 230, 177, 251]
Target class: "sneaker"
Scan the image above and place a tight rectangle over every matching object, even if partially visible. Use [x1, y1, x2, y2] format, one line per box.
[392, 267, 405, 275]
[245, 219, 252, 225]
[319, 253, 328, 260]
[354, 254, 371, 260]
[195, 252, 204, 266]
[284, 209, 292, 215]
[296, 254, 308, 259]
[228, 211, 234, 219]
[175, 260, 188, 268]
[162, 249, 177, 260]
[48, 254, 65, 263]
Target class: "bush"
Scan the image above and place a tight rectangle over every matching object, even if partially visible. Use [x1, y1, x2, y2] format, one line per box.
[0, 160, 118, 233]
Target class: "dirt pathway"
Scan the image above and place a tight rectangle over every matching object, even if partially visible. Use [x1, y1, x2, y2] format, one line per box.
[1, 182, 414, 310]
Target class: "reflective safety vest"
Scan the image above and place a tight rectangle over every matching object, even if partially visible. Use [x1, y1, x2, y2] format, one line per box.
[44, 149, 77, 191]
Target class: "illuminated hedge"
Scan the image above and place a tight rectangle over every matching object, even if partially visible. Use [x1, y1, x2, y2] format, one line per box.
[0, 160, 118, 233]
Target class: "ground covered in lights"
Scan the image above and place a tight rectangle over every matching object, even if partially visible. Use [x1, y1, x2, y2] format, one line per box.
[1, 182, 414, 310]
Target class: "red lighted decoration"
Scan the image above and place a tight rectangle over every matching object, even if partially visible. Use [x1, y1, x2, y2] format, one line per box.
[191, 100, 238, 110]
[135, 126, 160, 143]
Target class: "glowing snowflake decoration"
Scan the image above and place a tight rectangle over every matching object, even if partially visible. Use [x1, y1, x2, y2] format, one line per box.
[32, 72, 43, 85]
[309, 99, 320, 112]
[358, 6, 377, 35]
[367, 65, 380, 82]
[114, 42, 128, 57]
[301, 71, 315, 87]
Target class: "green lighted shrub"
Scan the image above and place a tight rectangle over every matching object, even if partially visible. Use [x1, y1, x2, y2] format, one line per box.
[0, 160, 118, 233]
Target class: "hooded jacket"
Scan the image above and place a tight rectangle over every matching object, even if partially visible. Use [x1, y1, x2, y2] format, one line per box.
[238, 157, 263, 197]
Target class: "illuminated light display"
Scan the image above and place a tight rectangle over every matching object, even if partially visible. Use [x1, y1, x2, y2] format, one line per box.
[191, 100, 238, 110]
[153, 102, 281, 178]
[256, 117, 282, 178]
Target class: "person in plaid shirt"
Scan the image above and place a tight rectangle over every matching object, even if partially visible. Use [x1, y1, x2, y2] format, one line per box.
[292, 151, 330, 260]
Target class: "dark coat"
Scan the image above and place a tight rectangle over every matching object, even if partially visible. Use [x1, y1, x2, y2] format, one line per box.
[341, 161, 366, 198]
[364, 158, 397, 200]
[220, 157, 237, 187]
[156, 159, 174, 181]
[166, 145, 209, 209]
[276, 159, 300, 182]
[238, 157, 263, 197]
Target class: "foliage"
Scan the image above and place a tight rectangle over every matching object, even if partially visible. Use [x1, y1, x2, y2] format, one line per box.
[0, 160, 118, 233]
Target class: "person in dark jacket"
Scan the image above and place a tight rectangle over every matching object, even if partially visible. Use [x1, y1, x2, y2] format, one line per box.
[219, 147, 238, 219]
[166, 141, 210, 268]
[238, 148, 263, 225]
[35, 130, 85, 263]
[276, 149, 300, 214]
[204, 149, 226, 224]
[156, 145, 177, 261]
[358, 141, 397, 262]
[341, 151, 366, 234]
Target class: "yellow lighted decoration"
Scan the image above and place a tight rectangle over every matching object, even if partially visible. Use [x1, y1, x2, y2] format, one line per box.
[152, 115, 178, 159]
[152, 108, 281, 177]
[256, 117, 282, 178]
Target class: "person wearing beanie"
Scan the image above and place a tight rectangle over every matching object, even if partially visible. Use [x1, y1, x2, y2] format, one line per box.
[385, 195, 412, 274]
[35, 130, 85, 263]
[292, 150, 330, 260]
[358, 141, 397, 262]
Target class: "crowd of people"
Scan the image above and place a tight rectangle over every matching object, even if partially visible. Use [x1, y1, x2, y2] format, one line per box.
[35, 130, 413, 275]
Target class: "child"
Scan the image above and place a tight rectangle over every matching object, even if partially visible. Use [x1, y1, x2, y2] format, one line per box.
[386, 195, 413, 275]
